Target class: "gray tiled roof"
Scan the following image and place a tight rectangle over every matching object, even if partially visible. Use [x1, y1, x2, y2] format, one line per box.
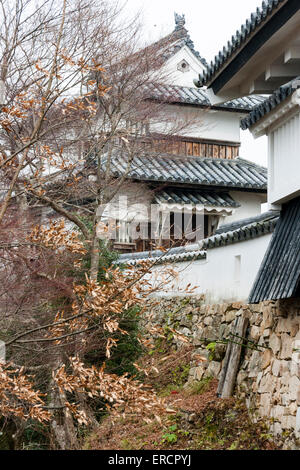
[172, 30, 208, 68]
[167, 16, 208, 67]
[154, 188, 240, 208]
[99, 153, 268, 191]
[195, 0, 286, 88]
[222, 95, 267, 111]
[249, 197, 300, 303]
[145, 83, 266, 112]
[241, 78, 300, 129]
[117, 245, 207, 266]
[198, 212, 279, 251]
[216, 210, 280, 234]
[115, 211, 278, 266]
[150, 14, 208, 68]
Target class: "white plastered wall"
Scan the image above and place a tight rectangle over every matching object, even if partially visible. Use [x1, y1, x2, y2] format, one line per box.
[268, 109, 300, 205]
[151, 104, 242, 143]
[218, 191, 267, 227]
[147, 234, 272, 304]
[160, 45, 206, 88]
[151, 44, 242, 143]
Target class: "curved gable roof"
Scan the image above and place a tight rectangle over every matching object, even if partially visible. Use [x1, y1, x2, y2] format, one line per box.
[145, 13, 208, 69]
[195, 0, 289, 89]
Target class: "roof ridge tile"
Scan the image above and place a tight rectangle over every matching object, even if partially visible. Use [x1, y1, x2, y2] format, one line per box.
[115, 212, 278, 266]
[241, 77, 300, 129]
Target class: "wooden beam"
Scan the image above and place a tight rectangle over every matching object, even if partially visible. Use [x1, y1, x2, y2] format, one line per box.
[220, 316, 249, 399]
[217, 319, 237, 397]
[249, 80, 279, 94]
[210, 0, 300, 94]
[265, 64, 300, 81]
[284, 46, 300, 64]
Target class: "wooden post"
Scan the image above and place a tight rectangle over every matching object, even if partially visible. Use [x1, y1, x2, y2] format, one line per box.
[219, 316, 249, 399]
[217, 318, 237, 397]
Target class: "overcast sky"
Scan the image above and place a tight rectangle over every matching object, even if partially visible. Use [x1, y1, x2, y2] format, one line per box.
[125, 0, 268, 166]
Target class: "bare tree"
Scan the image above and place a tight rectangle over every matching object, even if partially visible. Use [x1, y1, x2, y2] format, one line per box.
[0, 0, 197, 264]
[0, 0, 199, 449]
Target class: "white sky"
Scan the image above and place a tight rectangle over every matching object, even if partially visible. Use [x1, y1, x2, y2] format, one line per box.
[125, 0, 268, 167]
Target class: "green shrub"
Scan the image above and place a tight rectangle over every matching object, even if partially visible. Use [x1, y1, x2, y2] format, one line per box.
[187, 376, 213, 396]
[106, 305, 143, 377]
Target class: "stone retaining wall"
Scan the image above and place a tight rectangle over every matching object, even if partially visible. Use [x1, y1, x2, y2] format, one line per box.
[143, 296, 300, 449]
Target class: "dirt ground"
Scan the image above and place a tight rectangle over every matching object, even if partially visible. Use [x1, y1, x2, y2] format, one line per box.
[85, 346, 279, 451]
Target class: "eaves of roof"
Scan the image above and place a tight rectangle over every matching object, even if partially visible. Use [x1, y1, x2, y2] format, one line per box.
[195, 0, 292, 90]
[198, 213, 278, 251]
[116, 246, 207, 266]
[144, 83, 266, 113]
[171, 31, 208, 68]
[146, 24, 208, 68]
[216, 210, 280, 234]
[115, 211, 278, 266]
[241, 78, 300, 129]
[249, 196, 300, 303]
[94, 153, 268, 192]
[154, 188, 240, 209]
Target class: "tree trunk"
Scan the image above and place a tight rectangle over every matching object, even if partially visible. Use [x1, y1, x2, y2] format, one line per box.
[90, 206, 106, 281]
[49, 363, 79, 450]
[90, 232, 100, 281]
[75, 391, 99, 429]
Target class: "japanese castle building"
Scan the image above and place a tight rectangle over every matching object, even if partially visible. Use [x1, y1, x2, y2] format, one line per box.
[94, 13, 268, 254]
